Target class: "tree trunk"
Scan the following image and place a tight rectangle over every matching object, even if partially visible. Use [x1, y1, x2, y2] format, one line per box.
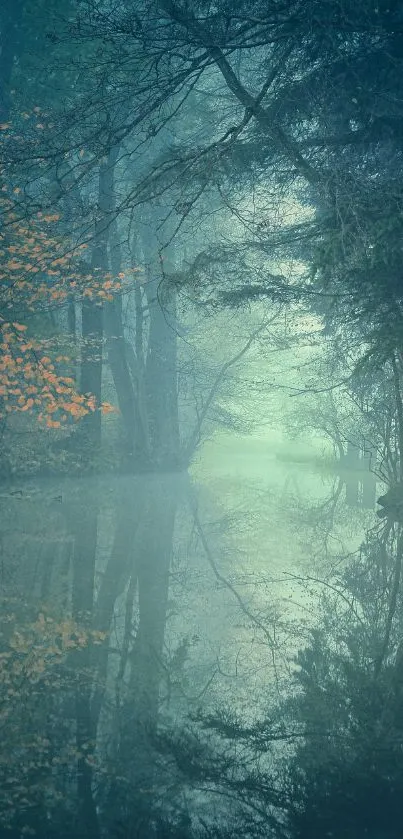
[94, 148, 148, 467]
[140, 217, 180, 469]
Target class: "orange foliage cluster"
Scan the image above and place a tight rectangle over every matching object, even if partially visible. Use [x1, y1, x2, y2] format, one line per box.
[0, 193, 121, 425]
[0, 196, 123, 310]
[0, 322, 104, 426]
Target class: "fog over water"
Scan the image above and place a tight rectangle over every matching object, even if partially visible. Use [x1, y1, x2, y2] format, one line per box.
[0, 395, 376, 833]
[1, 2, 403, 837]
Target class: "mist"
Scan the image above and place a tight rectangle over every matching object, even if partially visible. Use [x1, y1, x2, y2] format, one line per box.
[0, 2, 402, 838]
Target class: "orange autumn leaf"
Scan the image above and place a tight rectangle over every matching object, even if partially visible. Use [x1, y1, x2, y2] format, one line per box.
[0, 194, 121, 429]
[20, 398, 34, 411]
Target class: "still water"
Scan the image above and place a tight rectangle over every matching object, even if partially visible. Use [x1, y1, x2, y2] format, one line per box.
[1, 432, 396, 838]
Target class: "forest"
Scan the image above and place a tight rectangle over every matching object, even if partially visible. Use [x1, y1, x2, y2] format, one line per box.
[1, 0, 403, 837]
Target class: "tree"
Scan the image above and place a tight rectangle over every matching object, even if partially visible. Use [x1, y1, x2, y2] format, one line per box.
[0, 186, 117, 415]
[5, 1, 403, 836]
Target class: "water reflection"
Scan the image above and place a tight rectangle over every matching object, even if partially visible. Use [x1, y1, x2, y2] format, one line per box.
[1, 473, 184, 837]
[1, 452, 401, 838]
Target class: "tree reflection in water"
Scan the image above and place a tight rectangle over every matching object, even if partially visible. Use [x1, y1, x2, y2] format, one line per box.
[1, 468, 402, 838]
